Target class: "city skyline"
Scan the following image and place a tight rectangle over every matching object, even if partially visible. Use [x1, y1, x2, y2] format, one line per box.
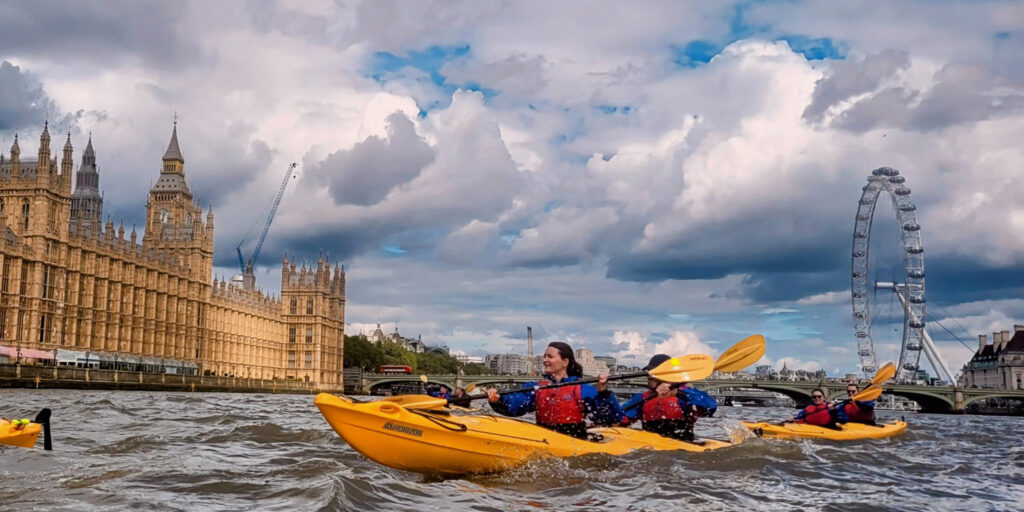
[1, 1, 1022, 376]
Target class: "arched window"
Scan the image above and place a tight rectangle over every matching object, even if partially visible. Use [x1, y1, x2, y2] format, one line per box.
[21, 200, 29, 231]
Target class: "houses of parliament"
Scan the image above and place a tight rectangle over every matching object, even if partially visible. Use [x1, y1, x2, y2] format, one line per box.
[0, 122, 345, 387]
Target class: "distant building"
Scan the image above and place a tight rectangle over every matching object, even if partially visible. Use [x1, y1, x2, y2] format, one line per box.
[594, 356, 616, 371]
[961, 326, 1024, 390]
[574, 348, 608, 377]
[755, 365, 779, 380]
[485, 353, 531, 375]
[369, 322, 430, 354]
[454, 354, 484, 365]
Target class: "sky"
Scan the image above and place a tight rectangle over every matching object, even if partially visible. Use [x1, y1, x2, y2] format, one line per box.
[1, 0, 1023, 377]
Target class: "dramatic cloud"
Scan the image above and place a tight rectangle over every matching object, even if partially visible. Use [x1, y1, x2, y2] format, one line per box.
[309, 112, 434, 206]
[0, 61, 63, 133]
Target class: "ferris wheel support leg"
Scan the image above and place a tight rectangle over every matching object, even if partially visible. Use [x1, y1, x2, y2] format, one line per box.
[920, 328, 957, 384]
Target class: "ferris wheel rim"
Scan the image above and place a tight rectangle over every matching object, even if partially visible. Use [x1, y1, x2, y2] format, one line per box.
[851, 167, 926, 382]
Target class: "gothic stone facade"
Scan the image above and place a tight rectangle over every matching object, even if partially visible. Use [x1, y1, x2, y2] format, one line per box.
[0, 123, 345, 387]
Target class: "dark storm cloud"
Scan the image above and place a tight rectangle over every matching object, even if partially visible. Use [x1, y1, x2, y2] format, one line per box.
[923, 255, 1024, 305]
[0, 1, 194, 65]
[307, 112, 435, 206]
[0, 61, 61, 132]
[607, 212, 850, 301]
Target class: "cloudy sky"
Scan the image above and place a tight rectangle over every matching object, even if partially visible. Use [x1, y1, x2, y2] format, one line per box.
[2, 0, 1023, 377]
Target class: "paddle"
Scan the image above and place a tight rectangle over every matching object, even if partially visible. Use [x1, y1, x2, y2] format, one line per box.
[713, 334, 766, 373]
[871, 362, 896, 386]
[383, 382, 478, 409]
[33, 408, 51, 451]
[852, 385, 883, 402]
[393, 353, 715, 410]
[623, 335, 767, 412]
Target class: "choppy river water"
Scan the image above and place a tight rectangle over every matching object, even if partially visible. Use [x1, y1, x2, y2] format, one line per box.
[2, 389, 1023, 511]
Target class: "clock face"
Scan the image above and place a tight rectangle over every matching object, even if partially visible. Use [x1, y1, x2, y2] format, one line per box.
[160, 209, 170, 224]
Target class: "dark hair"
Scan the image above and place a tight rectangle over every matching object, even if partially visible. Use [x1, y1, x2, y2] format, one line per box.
[847, 383, 859, 391]
[811, 388, 826, 398]
[548, 341, 583, 378]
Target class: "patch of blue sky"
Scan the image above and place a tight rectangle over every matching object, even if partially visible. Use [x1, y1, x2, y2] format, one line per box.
[777, 35, 846, 60]
[671, 40, 724, 68]
[499, 232, 520, 245]
[368, 44, 470, 85]
[542, 201, 562, 213]
[594, 105, 633, 115]
[381, 245, 408, 256]
[367, 44, 500, 115]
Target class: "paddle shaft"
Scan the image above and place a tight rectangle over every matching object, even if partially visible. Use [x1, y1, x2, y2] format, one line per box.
[454, 370, 649, 404]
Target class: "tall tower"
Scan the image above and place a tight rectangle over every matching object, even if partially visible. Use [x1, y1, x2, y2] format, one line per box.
[143, 120, 213, 280]
[70, 134, 103, 234]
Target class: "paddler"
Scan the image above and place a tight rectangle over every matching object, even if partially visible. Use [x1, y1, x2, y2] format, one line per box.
[787, 388, 847, 427]
[621, 354, 718, 442]
[836, 382, 876, 425]
[486, 341, 626, 440]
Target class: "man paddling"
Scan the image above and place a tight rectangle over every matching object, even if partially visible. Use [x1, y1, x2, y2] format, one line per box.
[621, 354, 718, 442]
[836, 383, 876, 425]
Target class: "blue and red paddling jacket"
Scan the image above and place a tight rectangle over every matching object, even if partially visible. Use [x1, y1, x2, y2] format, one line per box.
[794, 402, 848, 426]
[843, 400, 875, 423]
[488, 375, 626, 427]
[621, 386, 718, 424]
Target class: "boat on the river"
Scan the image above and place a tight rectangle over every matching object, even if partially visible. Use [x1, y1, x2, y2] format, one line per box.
[742, 420, 907, 441]
[0, 409, 52, 450]
[315, 392, 736, 475]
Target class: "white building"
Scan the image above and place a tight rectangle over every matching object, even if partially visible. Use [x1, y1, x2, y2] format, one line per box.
[575, 348, 609, 377]
[454, 354, 484, 365]
[485, 353, 532, 375]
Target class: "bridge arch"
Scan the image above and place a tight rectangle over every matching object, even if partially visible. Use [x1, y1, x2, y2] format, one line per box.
[963, 391, 1024, 408]
[885, 389, 955, 413]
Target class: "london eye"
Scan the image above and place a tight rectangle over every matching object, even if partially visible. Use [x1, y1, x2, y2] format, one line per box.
[851, 167, 954, 383]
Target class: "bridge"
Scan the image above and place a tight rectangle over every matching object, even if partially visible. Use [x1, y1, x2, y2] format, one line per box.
[357, 374, 1024, 413]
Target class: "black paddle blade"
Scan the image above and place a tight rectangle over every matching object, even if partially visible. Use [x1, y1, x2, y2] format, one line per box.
[34, 408, 51, 424]
[34, 408, 52, 451]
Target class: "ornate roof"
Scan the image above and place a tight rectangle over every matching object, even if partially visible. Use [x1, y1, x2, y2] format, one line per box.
[162, 124, 184, 162]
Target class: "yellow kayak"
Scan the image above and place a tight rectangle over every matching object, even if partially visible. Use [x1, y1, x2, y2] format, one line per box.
[315, 393, 735, 475]
[1, 418, 42, 448]
[742, 420, 907, 441]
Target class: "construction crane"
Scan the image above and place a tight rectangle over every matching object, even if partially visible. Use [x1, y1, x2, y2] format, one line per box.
[236, 162, 297, 274]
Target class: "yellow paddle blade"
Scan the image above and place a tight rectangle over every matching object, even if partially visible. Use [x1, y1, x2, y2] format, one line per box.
[381, 394, 447, 409]
[419, 375, 429, 383]
[465, 383, 477, 393]
[714, 334, 766, 373]
[871, 362, 896, 386]
[648, 353, 715, 383]
[853, 385, 883, 402]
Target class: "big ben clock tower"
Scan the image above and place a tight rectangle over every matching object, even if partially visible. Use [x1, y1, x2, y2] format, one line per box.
[143, 120, 214, 283]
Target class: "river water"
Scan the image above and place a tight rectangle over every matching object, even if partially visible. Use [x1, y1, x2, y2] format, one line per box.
[2, 389, 1022, 511]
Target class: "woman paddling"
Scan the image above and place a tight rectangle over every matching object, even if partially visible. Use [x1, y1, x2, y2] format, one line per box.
[486, 342, 626, 439]
[787, 388, 847, 427]
[621, 354, 718, 442]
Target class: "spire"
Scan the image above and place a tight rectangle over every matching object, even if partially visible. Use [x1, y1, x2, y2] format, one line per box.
[10, 134, 19, 158]
[64, 131, 72, 151]
[84, 133, 95, 158]
[162, 118, 184, 163]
